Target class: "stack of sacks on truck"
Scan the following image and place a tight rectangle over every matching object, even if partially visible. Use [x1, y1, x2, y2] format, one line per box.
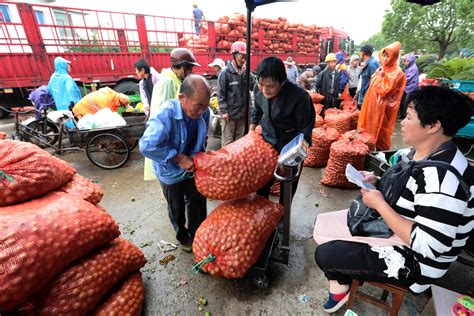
[0, 140, 146, 315]
[192, 131, 283, 277]
[178, 13, 320, 57]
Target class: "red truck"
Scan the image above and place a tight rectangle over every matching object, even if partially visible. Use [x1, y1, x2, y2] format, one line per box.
[319, 27, 353, 62]
[0, 1, 349, 118]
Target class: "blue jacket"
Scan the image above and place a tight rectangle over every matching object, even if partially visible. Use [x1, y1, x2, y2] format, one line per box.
[336, 52, 348, 93]
[139, 99, 209, 185]
[358, 56, 380, 105]
[47, 57, 81, 111]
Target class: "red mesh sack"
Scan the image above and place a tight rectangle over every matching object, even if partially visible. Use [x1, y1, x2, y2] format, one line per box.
[348, 110, 360, 130]
[324, 110, 352, 134]
[0, 192, 119, 312]
[269, 179, 281, 196]
[31, 238, 146, 315]
[194, 132, 278, 200]
[0, 140, 76, 206]
[315, 114, 324, 128]
[310, 92, 325, 104]
[341, 130, 376, 152]
[304, 127, 340, 168]
[313, 103, 323, 115]
[321, 139, 369, 189]
[341, 98, 357, 112]
[92, 272, 144, 316]
[57, 174, 104, 205]
[324, 108, 342, 116]
[193, 195, 283, 278]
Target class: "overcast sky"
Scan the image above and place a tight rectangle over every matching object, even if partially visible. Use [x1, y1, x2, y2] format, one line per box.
[33, 0, 392, 43]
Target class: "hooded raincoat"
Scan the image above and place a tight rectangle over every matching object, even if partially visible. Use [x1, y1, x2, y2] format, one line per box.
[47, 57, 81, 111]
[404, 54, 419, 94]
[144, 68, 182, 181]
[357, 42, 406, 150]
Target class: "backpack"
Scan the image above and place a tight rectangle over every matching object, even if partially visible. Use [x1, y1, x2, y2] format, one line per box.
[347, 145, 471, 238]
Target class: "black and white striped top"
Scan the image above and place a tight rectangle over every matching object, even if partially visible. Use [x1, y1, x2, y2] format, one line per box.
[393, 144, 473, 293]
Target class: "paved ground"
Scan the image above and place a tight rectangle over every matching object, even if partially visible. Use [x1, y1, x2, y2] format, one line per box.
[1, 115, 472, 315]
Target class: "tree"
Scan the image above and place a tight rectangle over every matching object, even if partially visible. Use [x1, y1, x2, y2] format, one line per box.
[382, 0, 474, 59]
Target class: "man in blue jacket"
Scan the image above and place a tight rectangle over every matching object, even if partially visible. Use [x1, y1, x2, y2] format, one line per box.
[356, 45, 380, 109]
[139, 75, 210, 252]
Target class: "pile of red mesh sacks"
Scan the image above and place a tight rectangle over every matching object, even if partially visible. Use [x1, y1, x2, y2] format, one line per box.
[0, 140, 146, 315]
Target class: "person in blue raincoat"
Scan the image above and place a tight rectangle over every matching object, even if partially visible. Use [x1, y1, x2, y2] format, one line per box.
[48, 57, 81, 111]
[335, 52, 349, 95]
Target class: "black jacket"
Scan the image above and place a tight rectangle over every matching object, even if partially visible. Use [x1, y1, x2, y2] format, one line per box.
[251, 81, 315, 152]
[312, 68, 341, 109]
[217, 61, 252, 119]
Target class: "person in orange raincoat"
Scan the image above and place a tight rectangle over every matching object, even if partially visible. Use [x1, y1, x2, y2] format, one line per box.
[357, 42, 406, 150]
[72, 87, 132, 118]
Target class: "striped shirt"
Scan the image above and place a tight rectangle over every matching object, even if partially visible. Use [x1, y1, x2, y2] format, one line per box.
[393, 143, 473, 293]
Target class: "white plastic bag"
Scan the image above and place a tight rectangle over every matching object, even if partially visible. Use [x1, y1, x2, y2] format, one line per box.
[77, 108, 126, 130]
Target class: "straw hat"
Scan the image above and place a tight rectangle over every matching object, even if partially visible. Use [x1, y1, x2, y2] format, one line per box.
[284, 57, 296, 65]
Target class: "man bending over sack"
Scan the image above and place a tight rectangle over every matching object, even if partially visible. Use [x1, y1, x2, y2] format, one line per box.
[250, 56, 315, 203]
[139, 75, 210, 253]
[72, 87, 132, 119]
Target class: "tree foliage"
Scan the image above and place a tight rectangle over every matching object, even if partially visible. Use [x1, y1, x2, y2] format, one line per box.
[381, 0, 474, 59]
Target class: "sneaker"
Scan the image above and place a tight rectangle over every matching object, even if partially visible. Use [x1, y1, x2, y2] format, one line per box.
[180, 239, 193, 253]
[323, 291, 350, 313]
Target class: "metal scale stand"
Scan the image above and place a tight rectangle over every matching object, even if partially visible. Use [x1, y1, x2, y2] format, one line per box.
[248, 134, 308, 288]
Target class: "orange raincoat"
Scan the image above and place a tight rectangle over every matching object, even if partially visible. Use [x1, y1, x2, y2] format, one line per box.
[72, 87, 129, 118]
[357, 42, 406, 150]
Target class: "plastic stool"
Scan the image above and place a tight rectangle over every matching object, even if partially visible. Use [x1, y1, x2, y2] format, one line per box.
[346, 280, 408, 316]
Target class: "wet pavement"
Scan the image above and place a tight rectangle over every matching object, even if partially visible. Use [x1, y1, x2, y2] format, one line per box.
[1, 116, 472, 315]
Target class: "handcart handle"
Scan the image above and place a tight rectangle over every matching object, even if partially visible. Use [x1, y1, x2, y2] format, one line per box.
[0, 106, 36, 115]
[273, 161, 303, 182]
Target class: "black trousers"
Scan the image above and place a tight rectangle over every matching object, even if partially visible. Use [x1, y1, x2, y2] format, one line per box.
[399, 91, 410, 119]
[315, 240, 421, 287]
[348, 87, 357, 98]
[160, 177, 207, 243]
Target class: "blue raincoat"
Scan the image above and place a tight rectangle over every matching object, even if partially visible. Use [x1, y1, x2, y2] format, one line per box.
[47, 57, 81, 111]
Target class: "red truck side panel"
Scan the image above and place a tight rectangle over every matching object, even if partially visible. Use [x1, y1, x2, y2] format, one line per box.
[1, 2, 326, 91]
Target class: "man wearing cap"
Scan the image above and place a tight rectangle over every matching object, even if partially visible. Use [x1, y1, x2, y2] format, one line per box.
[217, 41, 253, 146]
[284, 57, 299, 84]
[208, 58, 225, 77]
[347, 55, 361, 98]
[72, 87, 132, 119]
[144, 47, 200, 181]
[312, 53, 341, 115]
[48, 57, 81, 111]
[356, 44, 380, 109]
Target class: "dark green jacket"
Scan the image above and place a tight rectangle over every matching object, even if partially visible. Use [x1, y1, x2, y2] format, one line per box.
[251, 81, 315, 152]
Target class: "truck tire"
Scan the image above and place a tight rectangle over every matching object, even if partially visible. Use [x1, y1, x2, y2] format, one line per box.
[114, 81, 139, 95]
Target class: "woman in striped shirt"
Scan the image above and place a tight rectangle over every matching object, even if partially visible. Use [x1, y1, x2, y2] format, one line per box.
[315, 86, 474, 313]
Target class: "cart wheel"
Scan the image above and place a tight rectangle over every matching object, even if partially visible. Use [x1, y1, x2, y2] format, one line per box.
[86, 133, 130, 169]
[126, 137, 138, 151]
[253, 275, 270, 289]
[24, 119, 59, 147]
